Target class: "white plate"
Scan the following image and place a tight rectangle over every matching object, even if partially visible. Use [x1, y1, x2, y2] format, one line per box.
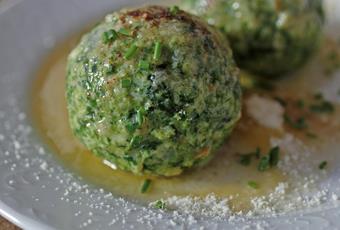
[0, 0, 340, 229]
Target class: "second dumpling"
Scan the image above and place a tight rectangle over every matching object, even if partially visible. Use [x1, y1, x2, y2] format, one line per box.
[182, 0, 324, 76]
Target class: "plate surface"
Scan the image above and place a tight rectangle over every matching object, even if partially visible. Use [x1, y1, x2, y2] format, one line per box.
[0, 0, 340, 229]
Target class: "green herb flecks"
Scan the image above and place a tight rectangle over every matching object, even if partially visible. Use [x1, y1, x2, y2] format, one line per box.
[118, 28, 131, 36]
[153, 41, 162, 60]
[140, 179, 152, 193]
[170, 6, 180, 15]
[121, 79, 132, 88]
[136, 109, 144, 126]
[239, 154, 252, 166]
[319, 161, 327, 170]
[310, 101, 335, 114]
[257, 146, 280, 172]
[124, 44, 138, 60]
[296, 99, 305, 109]
[247, 181, 259, 189]
[138, 60, 150, 71]
[130, 135, 142, 148]
[238, 148, 260, 166]
[126, 122, 138, 133]
[284, 114, 308, 130]
[269, 146, 280, 167]
[153, 200, 167, 209]
[102, 29, 118, 44]
[258, 156, 270, 172]
[309, 92, 335, 114]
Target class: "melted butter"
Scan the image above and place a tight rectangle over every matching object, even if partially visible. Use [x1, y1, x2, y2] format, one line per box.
[31, 34, 340, 213]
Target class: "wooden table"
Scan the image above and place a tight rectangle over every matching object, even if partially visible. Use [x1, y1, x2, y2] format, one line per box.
[0, 216, 20, 230]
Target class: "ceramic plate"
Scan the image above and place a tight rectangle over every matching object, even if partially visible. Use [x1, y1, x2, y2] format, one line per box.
[1, 0, 340, 229]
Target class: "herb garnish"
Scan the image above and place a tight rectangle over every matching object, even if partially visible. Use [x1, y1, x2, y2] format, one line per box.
[126, 122, 138, 133]
[239, 154, 252, 166]
[124, 44, 138, 59]
[296, 99, 305, 109]
[170, 6, 180, 15]
[284, 114, 308, 130]
[153, 200, 166, 209]
[248, 181, 259, 189]
[269, 146, 280, 167]
[238, 148, 260, 166]
[118, 28, 131, 36]
[310, 93, 335, 114]
[102, 29, 118, 44]
[130, 135, 142, 147]
[140, 179, 152, 193]
[121, 79, 131, 88]
[319, 161, 327, 170]
[138, 60, 150, 71]
[153, 41, 162, 60]
[136, 109, 144, 126]
[258, 146, 280, 172]
[239, 147, 280, 172]
[310, 101, 335, 114]
[258, 156, 270, 171]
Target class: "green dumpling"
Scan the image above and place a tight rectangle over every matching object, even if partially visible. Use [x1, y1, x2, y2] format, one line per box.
[181, 0, 324, 76]
[66, 6, 241, 176]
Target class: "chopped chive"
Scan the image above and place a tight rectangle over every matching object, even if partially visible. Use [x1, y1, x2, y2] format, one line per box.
[136, 109, 144, 126]
[310, 101, 335, 114]
[118, 28, 131, 36]
[319, 161, 327, 170]
[121, 79, 132, 88]
[284, 114, 308, 130]
[294, 117, 308, 129]
[239, 154, 252, 166]
[102, 29, 118, 44]
[239, 147, 261, 166]
[138, 60, 150, 70]
[140, 179, 152, 193]
[170, 5, 180, 15]
[124, 44, 138, 59]
[154, 200, 166, 209]
[247, 181, 259, 189]
[269, 146, 280, 167]
[126, 122, 138, 133]
[153, 41, 162, 60]
[238, 147, 261, 166]
[130, 135, 142, 147]
[258, 156, 270, 172]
